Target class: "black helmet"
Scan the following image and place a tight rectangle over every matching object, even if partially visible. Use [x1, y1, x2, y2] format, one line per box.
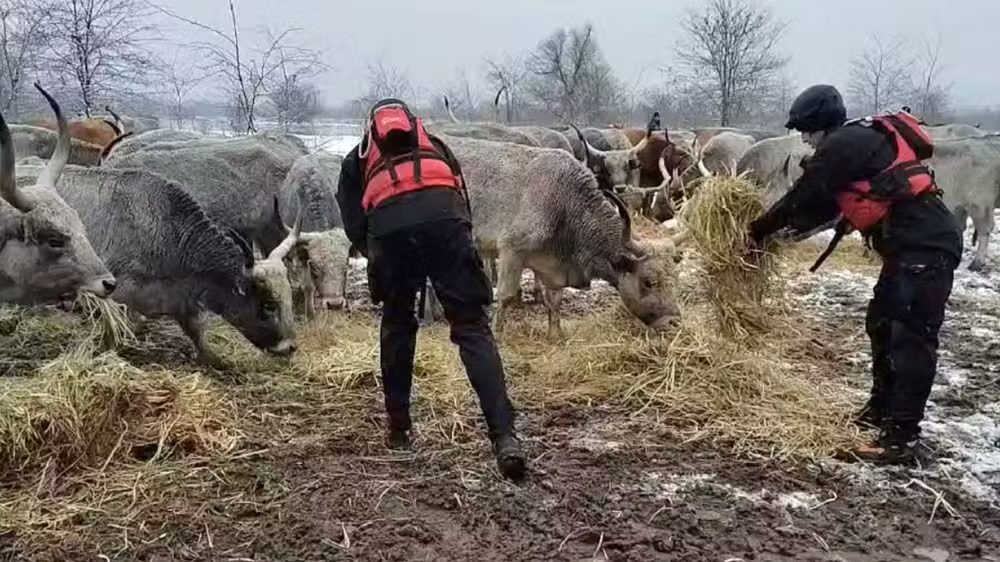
[785, 85, 846, 132]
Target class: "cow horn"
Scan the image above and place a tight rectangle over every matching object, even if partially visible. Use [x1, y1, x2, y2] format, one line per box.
[104, 104, 124, 131]
[657, 154, 671, 189]
[101, 118, 121, 136]
[631, 119, 655, 154]
[98, 131, 133, 165]
[493, 86, 506, 123]
[697, 159, 711, 178]
[602, 189, 636, 249]
[34, 83, 67, 191]
[444, 96, 459, 123]
[575, 125, 607, 163]
[0, 99, 27, 213]
[226, 228, 255, 269]
[781, 154, 791, 177]
[268, 197, 302, 262]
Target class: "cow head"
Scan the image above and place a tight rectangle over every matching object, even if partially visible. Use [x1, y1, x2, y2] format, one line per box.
[603, 190, 682, 331]
[293, 228, 350, 311]
[217, 210, 301, 356]
[0, 84, 115, 305]
[572, 124, 648, 192]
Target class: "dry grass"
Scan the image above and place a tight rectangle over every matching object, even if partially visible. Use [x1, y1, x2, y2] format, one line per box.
[0, 348, 237, 480]
[678, 174, 783, 339]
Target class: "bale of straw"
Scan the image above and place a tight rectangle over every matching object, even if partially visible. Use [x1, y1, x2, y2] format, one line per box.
[679, 174, 781, 338]
[0, 349, 237, 480]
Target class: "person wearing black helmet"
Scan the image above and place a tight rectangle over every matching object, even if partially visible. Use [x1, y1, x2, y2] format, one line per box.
[750, 84, 962, 465]
[336, 98, 526, 480]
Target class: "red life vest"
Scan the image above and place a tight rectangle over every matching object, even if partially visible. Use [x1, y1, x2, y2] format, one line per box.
[360, 99, 462, 212]
[835, 112, 937, 232]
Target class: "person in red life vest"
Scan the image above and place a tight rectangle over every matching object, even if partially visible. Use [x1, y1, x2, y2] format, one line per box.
[750, 85, 963, 465]
[335, 98, 526, 480]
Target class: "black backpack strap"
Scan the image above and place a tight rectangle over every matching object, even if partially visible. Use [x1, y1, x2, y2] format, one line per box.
[809, 219, 850, 273]
[410, 114, 422, 181]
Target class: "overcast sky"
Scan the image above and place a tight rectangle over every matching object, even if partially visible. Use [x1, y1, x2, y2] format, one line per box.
[152, 0, 1000, 109]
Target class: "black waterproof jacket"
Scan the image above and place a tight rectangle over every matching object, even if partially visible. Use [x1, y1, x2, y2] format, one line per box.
[750, 122, 962, 265]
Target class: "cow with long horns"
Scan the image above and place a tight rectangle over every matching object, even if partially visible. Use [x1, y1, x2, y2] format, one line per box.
[0, 84, 116, 304]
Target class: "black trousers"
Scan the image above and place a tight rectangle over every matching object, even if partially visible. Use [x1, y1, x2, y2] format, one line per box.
[367, 219, 515, 437]
[865, 255, 956, 439]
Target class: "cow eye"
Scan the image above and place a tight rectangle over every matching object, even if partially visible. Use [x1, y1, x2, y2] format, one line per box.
[45, 236, 67, 250]
[263, 300, 278, 313]
[630, 160, 641, 170]
[643, 278, 657, 290]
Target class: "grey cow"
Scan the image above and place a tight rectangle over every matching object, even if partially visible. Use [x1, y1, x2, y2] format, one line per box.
[441, 135, 682, 339]
[106, 134, 303, 255]
[0, 84, 115, 304]
[931, 137, 1000, 271]
[277, 152, 351, 316]
[737, 134, 814, 207]
[105, 135, 352, 317]
[16, 164, 303, 364]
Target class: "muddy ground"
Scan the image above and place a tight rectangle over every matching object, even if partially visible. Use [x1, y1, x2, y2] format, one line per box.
[2, 238, 1000, 562]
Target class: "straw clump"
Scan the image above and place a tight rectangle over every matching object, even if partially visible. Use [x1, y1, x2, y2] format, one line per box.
[0, 348, 237, 481]
[679, 174, 781, 338]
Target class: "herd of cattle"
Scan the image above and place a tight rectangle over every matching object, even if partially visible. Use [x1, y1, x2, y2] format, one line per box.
[5, 84, 999, 364]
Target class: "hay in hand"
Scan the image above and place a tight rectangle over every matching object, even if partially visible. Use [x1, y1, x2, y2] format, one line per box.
[679, 174, 781, 338]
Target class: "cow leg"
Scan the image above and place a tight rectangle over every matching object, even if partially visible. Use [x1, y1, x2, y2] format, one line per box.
[541, 287, 565, 341]
[492, 252, 523, 335]
[178, 314, 225, 368]
[969, 205, 993, 272]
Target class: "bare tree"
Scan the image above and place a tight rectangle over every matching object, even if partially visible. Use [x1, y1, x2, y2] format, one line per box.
[677, 0, 788, 126]
[359, 59, 413, 108]
[526, 24, 623, 123]
[160, 57, 207, 128]
[484, 53, 526, 123]
[154, 0, 325, 134]
[270, 56, 321, 132]
[848, 36, 913, 116]
[912, 36, 950, 123]
[0, 0, 50, 115]
[44, 0, 156, 116]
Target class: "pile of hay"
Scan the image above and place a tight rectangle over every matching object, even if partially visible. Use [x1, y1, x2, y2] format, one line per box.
[679, 174, 782, 338]
[525, 306, 860, 461]
[0, 348, 237, 481]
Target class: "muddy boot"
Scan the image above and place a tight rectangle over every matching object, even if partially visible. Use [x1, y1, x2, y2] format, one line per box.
[387, 427, 410, 450]
[386, 410, 412, 450]
[848, 428, 918, 466]
[492, 433, 526, 480]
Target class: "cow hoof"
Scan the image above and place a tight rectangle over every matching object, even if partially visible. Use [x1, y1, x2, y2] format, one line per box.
[969, 260, 987, 273]
[547, 328, 566, 342]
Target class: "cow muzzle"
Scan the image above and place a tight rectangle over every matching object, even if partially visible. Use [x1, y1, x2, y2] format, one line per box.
[267, 339, 298, 356]
[81, 275, 117, 298]
[318, 296, 345, 311]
